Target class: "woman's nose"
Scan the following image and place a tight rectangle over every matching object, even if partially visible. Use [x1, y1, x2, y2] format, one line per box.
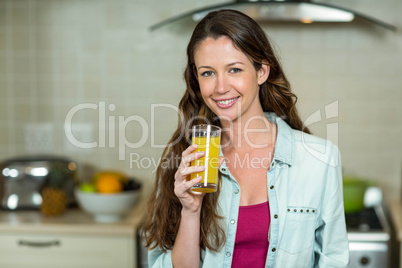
[215, 75, 230, 94]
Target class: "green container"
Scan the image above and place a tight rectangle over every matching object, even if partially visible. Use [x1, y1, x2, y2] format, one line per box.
[343, 176, 369, 214]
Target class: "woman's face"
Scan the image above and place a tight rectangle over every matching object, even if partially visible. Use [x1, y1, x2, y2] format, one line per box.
[194, 36, 269, 124]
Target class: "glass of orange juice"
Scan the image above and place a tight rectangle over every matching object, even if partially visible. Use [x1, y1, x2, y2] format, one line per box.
[189, 124, 221, 193]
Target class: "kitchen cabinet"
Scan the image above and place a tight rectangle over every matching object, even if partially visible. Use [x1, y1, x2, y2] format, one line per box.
[0, 234, 133, 268]
[0, 197, 147, 268]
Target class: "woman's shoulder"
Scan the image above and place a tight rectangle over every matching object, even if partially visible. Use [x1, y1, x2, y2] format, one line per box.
[292, 129, 337, 150]
[290, 129, 340, 167]
[273, 112, 337, 151]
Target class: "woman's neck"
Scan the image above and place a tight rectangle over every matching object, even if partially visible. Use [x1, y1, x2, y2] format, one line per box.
[220, 112, 276, 152]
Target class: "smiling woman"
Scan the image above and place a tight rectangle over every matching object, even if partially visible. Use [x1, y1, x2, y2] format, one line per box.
[194, 36, 269, 125]
[142, 9, 349, 268]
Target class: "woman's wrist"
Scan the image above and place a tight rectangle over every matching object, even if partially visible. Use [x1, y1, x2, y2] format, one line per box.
[181, 207, 202, 218]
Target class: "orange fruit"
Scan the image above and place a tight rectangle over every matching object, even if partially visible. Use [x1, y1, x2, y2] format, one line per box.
[95, 175, 122, 194]
[93, 171, 128, 184]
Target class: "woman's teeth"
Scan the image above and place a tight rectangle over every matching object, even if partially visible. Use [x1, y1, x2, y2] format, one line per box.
[217, 97, 238, 105]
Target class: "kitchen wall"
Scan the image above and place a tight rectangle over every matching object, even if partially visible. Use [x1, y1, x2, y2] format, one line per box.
[0, 0, 401, 201]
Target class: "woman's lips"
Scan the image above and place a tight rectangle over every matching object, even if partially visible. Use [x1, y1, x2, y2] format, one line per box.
[214, 96, 240, 109]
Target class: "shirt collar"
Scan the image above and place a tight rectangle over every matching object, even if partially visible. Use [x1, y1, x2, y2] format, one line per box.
[219, 148, 229, 175]
[265, 112, 293, 166]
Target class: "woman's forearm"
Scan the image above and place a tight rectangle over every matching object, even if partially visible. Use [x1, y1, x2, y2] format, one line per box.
[172, 209, 202, 268]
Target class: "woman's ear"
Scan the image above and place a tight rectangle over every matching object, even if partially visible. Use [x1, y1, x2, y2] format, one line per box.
[257, 62, 270, 85]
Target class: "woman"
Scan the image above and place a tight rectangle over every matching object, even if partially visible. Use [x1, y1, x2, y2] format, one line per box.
[142, 9, 349, 268]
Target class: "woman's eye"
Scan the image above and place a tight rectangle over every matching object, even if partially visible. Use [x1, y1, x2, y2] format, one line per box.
[201, 71, 214, 77]
[230, 68, 241, 73]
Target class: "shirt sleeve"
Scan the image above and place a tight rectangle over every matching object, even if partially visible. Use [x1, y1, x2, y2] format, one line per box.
[313, 144, 350, 267]
[148, 247, 174, 268]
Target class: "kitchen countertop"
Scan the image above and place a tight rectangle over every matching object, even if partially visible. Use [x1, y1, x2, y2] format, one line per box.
[389, 199, 402, 241]
[0, 197, 147, 237]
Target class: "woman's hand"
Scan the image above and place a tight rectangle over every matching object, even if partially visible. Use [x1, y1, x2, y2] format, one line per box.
[174, 144, 206, 214]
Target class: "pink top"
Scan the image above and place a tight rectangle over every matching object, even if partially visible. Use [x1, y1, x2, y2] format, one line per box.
[232, 201, 270, 268]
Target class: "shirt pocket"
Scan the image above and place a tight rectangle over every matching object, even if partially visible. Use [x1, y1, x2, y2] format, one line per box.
[279, 206, 317, 254]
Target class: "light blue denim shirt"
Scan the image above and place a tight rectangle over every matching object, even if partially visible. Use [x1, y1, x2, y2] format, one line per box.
[149, 112, 349, 268]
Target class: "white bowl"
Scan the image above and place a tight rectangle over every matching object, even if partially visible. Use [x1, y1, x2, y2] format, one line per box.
[74, 188, 140, 223]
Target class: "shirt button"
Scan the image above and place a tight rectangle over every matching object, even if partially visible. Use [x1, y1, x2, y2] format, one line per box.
[221, 168, 226, 172]
[271, 162, 275, 167]
[270, 185, 274, 190]
[274, 214, 278, 219]
[294, 209, 297, 212]
[272, 248, 276, 252]
[226, 252, 231, 257]
[230, 219, 236, 225]
[234, 189, 239, 194]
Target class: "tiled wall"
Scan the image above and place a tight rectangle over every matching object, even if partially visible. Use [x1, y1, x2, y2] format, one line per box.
[0, 0, 401, 200]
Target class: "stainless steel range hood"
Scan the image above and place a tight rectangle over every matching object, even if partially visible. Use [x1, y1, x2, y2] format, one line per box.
[150, 0, 396, 31]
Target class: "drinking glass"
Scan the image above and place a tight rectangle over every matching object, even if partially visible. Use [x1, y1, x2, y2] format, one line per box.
[189, 124, 221, 193]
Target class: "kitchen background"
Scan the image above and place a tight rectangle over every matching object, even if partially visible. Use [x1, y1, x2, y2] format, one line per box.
[0, 0, 401, 202]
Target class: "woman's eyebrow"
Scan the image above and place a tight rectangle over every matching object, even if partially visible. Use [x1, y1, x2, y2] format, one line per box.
[197, 62, 244, 70]
[197, 65, 212, 70]
[227, 61, 244, 67]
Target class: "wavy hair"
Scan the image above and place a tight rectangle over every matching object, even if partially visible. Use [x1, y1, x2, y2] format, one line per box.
[142, 9, 310, 253]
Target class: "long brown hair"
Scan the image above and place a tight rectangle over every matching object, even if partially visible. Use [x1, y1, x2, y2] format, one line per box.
[142, 9, 310, 253]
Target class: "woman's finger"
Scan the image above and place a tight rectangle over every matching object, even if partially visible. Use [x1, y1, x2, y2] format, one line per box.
[186, 174, 204, 187]
[174, 173, 203, 195]
[181, 144, 199, 157]
[176, 165, 205, 179]
[185, 176, 206, 196]
[178, 145, 201, 169]
[181, 151, 205, 166]
[186, 176, 206, 196]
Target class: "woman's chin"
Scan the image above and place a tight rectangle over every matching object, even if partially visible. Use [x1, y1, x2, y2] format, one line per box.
[215, 113, 240, 125]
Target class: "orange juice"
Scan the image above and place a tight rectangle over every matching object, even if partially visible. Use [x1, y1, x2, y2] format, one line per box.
[189, 132, 220, 193]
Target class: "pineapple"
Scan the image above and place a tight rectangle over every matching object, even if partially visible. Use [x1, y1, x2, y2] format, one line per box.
[41, 187, 67, 215]
[40, 162, 72, 216]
